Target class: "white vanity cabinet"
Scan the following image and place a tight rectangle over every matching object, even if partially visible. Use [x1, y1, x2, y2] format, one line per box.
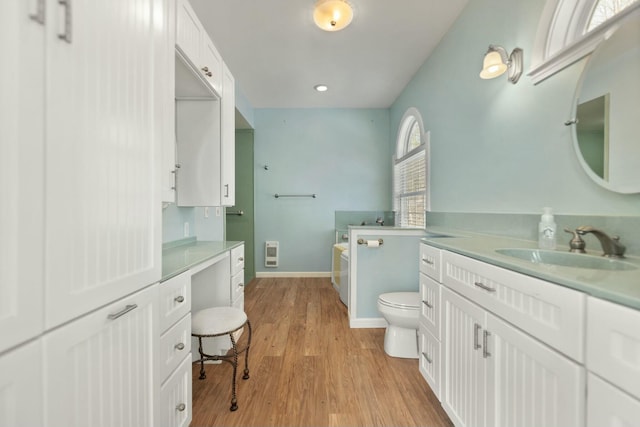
[421, 243, 586, 427]
[176, 0, 222, 94]
[157, 271, 192, 427]
[418, 243, 443, 400]
[586, 297, 640, 426]
[0, 0, 45, 353]
[44, 284, 159, 427]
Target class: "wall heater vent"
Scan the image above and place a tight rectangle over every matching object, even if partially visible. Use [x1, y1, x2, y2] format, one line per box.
[265, 241, 279, 267]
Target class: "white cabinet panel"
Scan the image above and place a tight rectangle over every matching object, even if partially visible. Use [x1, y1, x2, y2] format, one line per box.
[159, 313, 191, 380]
[442, 251, 585, 362]
[176, 0, 202, 66]
[420, 243, 442, 282]
[220, 62, 236, 206]
[158, 355, 192, 427]
[0, 0, 45, 353]
[160, 0, 177, 203]
[44, 284, 158, 427]
[419, 324, 441, 401]
[45, 0, 162, 328]
[419, 273, 440, 339]
[0, 340, 43, 427]
[202, 38, 223, 94]
[587, 373, 640, 427]
[231, 244, 245, 276]
[486, 313, 585, 427]
[159, 271, 191, 331]
[442, 287, 486, 427]
[587, 297, 640, 399]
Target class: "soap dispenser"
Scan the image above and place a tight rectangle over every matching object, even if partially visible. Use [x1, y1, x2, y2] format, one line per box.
[538, 207, 557, 250]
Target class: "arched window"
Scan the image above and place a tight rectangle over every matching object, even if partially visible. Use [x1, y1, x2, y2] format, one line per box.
[529, 0, 639, 83]
[393, 108, 429, 228]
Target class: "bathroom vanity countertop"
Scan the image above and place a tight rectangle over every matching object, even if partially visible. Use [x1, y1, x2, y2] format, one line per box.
[162, 237, 243, 282]
[422, 228, 640, 310]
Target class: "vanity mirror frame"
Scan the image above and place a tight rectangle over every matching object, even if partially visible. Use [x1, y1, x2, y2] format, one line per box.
[569, 8, 640, 194]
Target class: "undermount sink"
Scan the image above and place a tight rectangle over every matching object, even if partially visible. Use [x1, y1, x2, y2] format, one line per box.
[424, 232, 454, 238]
[495, 248, 637, 271]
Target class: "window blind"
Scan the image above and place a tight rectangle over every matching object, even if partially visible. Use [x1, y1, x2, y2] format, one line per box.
[394, 148, 426, 228]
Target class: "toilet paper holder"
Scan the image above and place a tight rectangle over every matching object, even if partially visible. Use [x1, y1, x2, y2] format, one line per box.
[357, 238, 384, 247]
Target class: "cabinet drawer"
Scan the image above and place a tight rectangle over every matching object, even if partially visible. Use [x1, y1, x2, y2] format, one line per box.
[419, 324, 441, 401]
[587, 297, 640, 399]
[159, 314, 191, 381]
[231, 269, 245, 304]
[160, 271, 191, 332]
[420, 243, 442, 282]
[231, 245, 245, 277]
[419, 273, 441, 339]
[158, 354, 192, 427]
[587, 373, 640, 427]
[442, 250, 585, 362]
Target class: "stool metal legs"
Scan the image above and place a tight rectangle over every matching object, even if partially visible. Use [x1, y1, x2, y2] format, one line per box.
[194, 319, 252, 412]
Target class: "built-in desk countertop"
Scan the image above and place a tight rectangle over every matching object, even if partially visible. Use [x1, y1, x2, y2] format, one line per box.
[162, 237, 243, 282]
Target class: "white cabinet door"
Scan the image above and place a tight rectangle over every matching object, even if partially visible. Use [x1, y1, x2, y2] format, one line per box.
[0, 340, 43, 427]
[44, 0, 162, 328]
[587, 373, 640, 427]
[175, 0, 202, 65]
[419, 324, 441, 401]
[486, 313, 585, 427]
[442, 287, 487, 427]
[0, 0, 45, 353]
[420, 273, 440, 339]
[158, 355, 192, 427]
[44, 284, 158, 427]
[160, 0, 177, 203]
[220, 62, 236, 206]
[202, 38, 223, 95]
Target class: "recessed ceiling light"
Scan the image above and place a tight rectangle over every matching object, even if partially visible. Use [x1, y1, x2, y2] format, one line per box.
[314, 84, 329, 92]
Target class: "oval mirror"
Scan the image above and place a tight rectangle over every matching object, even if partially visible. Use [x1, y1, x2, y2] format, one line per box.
[571, 9, 640, 193]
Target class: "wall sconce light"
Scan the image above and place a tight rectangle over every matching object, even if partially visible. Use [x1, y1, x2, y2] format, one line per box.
[313, 0, 353, 32]
[479, 45, 523, 84]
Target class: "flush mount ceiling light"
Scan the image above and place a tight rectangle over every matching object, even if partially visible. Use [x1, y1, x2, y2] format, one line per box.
[313, 0, 353, 32]
[479, 45, 523, 84]
[314, 84, 328, 92]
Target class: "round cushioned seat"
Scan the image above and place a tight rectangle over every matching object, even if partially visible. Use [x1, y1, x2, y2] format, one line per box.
[192, 307, 247, 336]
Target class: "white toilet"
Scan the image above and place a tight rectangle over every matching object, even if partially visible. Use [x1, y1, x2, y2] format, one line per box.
[377, 292, 420, 359]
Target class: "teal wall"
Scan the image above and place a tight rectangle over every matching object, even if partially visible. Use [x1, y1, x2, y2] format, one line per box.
[390, 0, 640, 215]
[254, 108, 391, 273]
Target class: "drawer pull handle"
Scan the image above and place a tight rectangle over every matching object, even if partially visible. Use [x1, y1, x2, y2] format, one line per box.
[421, 352, 432, 364]
[422, 258, 434, 265]
[239, 283, 245, 287]
[57, 0, 72, 43]
[483, 330, 491, 358]
[176, 403, 186, 412]
[422, 300, 433, 309]
[174, 296, 185, 303]
[107, 304, 137, 320]
[474, 281, 496, 293]
[175, 343, 185, 351]
[474, 323, 482, 350]
[238, 257, 244, 262]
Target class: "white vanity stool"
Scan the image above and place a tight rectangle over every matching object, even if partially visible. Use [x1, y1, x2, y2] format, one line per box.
[191, 307, 253, 411]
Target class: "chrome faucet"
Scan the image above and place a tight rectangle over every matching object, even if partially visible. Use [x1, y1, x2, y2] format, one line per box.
[575, 226, 626, 258]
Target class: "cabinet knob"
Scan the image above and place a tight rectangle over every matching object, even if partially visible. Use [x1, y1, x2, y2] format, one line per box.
[206, 71, 213, 77]
[422, 300, 433, 309]
[421, 352, 433, 364]
[175, 342, 185, 351]
[238, 257, 244, 262]
[176, 403, 186, 412]
[201, 66, 209, 72]
[174, 295, 185, 303]
[239, 283, 245, 287]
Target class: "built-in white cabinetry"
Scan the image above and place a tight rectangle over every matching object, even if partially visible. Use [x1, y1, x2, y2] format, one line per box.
[586, 297, 640, 426]
[421, 242, 587, 427]
[157, 271, 192, 427]
[221, 62, 236, 206]
[0, 340, 43, 427]
[44, 0, 163, 328]
[0, 0, 45, 353]
[418, 243, 443, 400]
[161, 0, 178, 203]
[176, 0, 222, 95]
[44, 284, 159, 427]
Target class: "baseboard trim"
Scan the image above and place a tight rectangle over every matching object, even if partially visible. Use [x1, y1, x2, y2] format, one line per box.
[349, 318, 387, 329]
[255, 271, 331, 278]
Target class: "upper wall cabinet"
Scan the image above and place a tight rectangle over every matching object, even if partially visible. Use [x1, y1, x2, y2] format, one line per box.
[44, 0, 164, 328]
[176, 0, 222, 96]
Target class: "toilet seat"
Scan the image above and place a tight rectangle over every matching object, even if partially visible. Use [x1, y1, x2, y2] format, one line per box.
[378, 292, 420, 309]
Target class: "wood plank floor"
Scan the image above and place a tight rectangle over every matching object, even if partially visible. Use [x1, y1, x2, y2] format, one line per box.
[191, 277, 453, 427]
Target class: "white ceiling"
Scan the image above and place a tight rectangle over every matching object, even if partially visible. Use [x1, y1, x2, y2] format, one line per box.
[189, 0, 469, 109]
